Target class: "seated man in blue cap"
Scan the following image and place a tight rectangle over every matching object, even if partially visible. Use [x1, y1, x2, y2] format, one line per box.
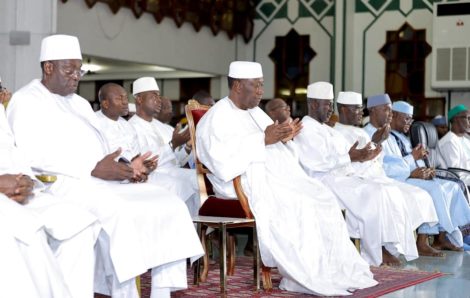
[438, 105, 470, 188]
[431, 115, 448, 139]
[364, 95, 470, 255]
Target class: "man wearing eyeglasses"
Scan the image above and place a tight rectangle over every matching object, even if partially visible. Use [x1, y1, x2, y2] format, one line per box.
[438, 105, 470, 187]
[7, 34, 203, 298]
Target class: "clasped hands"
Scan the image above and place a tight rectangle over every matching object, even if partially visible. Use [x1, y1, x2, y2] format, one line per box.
[0, 174, 34, 204]
[264, 118, 302, 145]
[91, 148, 159, 183]
[410, 167, 435, 180]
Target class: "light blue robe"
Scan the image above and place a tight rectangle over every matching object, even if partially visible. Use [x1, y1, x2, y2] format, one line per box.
[364, 124, 470, 246]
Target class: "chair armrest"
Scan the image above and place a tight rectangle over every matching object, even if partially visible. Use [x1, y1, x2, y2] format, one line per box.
[448, 167, 470, 175]
[435, 168, 460, 180]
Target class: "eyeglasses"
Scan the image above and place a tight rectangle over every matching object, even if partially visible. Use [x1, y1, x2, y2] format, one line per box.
[59, 67, 87, 78]
[404, 116, 414, 124]
[48, 61, 86, 78]
[454, 115, 470, 121]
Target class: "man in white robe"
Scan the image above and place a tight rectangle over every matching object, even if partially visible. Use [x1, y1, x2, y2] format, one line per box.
[294, 85, 437, 266]
[0, 87, 99, 298]
[0, 194, 73, 298]
[364, 95, 470, 255]
[156, 96, 192, 167]
[197, 61, 377, 295]
[7, 34, 203, 298]
[438, 105, 470, 186]
[333, 92, 445, 257]
[95, 83, 197, 215]
[128, 77, 199, 215]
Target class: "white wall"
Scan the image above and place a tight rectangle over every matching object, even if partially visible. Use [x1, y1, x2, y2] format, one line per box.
[56, 1, 242, 76]
[0, 0, 56, 91]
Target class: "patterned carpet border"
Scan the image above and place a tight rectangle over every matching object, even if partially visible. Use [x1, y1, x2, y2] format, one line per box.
[129, 257, 441, 297]
[93, 259, 445, 298]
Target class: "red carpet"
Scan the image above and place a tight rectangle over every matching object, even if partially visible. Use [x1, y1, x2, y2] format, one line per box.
[122, 257, 444, 297]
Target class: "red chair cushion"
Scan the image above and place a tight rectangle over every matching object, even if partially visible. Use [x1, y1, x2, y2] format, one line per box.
[199, 197, 247, 218]
[191, 109, 208, 127]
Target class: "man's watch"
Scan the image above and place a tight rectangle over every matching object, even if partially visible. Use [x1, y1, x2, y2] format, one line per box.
[118, 157, 131, 164]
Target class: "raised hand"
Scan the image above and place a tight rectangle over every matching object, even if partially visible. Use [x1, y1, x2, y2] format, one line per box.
[349, 141, 382, 162]
[371, 124, 390, 145]
[171, 123, 191, 149]
[411, 144, 428, 161]
[265, 121, 294, 145]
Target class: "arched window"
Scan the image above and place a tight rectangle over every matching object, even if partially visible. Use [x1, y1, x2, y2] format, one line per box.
[379, 23, 444, 120]
[269, 29, 316, 117]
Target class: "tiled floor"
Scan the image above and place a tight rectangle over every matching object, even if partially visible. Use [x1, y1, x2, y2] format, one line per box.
[383, 251, 470, 297]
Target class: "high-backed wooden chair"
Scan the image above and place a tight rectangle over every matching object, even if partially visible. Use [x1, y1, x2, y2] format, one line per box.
[185, 99, 273, 293]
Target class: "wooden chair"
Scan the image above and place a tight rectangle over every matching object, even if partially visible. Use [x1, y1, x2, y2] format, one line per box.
[185, 99, 272, 293]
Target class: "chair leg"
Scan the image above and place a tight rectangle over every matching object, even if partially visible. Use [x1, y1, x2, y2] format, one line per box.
[253, 224, 260, 291]
[261, 265, 273, 290]
[219, 224, 227, 294]
[199, 226, 209, 283]
[227, 234, 236, 276]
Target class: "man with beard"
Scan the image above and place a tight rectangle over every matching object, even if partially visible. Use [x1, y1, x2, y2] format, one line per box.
[196, 61, 377, 295]
[128, 78, 199, 216]
[438, 105, 470, 187]
[364, 96, 470, 255]
[7, 35, 203, 298]
[294, 84, 437, 266]
[431, 115, 448, 140]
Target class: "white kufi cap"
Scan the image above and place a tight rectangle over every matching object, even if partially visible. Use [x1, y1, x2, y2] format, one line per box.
[133, 77, 159, 96]
[337, 91, 362, 105]
[307, 82, 334, 100]
[228, 61, 263, 79]
[40, 35, 82, 62]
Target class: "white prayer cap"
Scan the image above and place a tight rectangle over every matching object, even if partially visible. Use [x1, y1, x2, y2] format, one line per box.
[337, 91, 362, 105]
[128, 103, 136, 113]
[132, 77, 159, 96]
[40, 35, 82, 62]
[392, 101, 414, 115]
[307, 82, 333, 100]
[228, 61, 263, 79]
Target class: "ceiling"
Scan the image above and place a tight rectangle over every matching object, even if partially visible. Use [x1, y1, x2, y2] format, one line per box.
[80, 55, 217, 81]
